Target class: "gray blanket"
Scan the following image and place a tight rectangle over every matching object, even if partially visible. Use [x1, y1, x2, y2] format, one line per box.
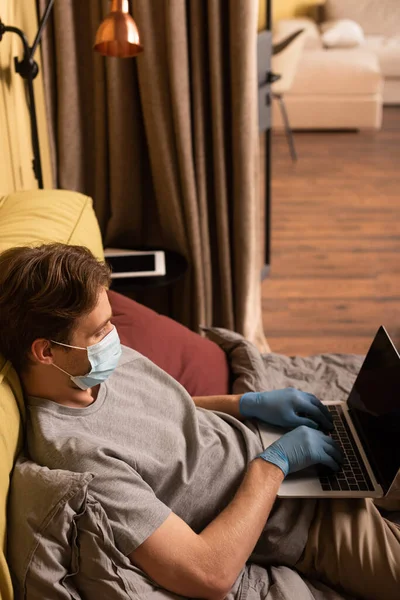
[202, 327, 363, 404]
[203, 327, 366, 600]
[229, 352, 361, 600]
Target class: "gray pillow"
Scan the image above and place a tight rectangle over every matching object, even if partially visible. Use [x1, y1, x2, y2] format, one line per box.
[73, 495, 181, 599]
[7, 457, 182, 600]
[201, 326, 363, 402]
[8, 456, 90, 599]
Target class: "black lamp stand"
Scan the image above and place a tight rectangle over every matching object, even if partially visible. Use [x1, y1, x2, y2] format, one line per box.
[0, 0, 55, 189]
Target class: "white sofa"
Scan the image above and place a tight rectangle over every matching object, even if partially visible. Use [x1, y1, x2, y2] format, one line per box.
[323, 0, 400, 105]
[272, 1, 400, 131]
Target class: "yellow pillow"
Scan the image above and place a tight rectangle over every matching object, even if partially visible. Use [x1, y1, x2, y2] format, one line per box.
[0, 188, 104, 597]
[0, 359, 25, 600]
[0, 189, 104, 261]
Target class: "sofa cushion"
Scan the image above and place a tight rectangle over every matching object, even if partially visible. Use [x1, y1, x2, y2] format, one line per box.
[321, 19, 365, 49]
[288, 48, 382, 96]
[0, 358, 25, 600]
[324, 0, 400, 38]
[0, 190, 104, 261]
[108, 290, 229, 397]
[364, 35, 400, 78]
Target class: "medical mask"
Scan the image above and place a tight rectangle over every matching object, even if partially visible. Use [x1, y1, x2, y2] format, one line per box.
[50, 326, 122, 390]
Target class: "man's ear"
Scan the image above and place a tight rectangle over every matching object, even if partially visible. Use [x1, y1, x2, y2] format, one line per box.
[30, 339, 54, 365]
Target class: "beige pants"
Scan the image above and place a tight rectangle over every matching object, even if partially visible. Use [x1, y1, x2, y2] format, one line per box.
[296, 498, 400, 600]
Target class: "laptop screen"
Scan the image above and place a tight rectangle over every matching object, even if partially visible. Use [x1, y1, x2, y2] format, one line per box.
[347, 326, 400, 494]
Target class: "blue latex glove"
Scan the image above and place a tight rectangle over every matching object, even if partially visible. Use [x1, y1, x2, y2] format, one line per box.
[259, 425, 344, 477]
[239, 388, 333, 431]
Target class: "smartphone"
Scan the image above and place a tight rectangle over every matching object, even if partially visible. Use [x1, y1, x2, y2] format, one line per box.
[104, 249, 166, 278]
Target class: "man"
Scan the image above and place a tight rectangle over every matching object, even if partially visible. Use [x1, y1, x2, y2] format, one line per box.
[0, 243, 399, 600]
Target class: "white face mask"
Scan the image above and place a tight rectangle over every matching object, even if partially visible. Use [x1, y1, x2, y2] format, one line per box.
[50, 326, 122, 390]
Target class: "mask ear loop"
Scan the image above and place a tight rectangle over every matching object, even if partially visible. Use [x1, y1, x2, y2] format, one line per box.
[50, 340, 86, 350]
[49, 341, 88, 379]
[52, 362, 73, 377]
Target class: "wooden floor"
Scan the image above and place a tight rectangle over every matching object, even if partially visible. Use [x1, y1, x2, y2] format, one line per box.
[262, 107, 400, 356]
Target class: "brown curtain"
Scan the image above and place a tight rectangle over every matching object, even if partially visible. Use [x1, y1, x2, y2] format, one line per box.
[39, 0, 269, 350]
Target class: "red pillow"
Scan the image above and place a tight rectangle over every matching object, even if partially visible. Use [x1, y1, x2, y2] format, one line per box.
[108, 290, 229, 397]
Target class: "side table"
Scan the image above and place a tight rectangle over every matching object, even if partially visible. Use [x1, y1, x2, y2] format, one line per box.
[107, 248, 188, 298]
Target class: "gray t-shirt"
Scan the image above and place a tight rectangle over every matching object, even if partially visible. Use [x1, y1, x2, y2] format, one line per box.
[27, 345, 314, 564]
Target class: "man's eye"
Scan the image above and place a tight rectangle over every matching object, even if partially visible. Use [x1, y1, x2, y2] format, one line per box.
[96, 328, 106, 337]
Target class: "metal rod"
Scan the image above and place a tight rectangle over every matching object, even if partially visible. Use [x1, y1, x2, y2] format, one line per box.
[276, 94, 297, 162]
[265, 128, 271, 266]
[26, 70, 43, 188]
[2, 24, 30, 56]
[265, 1, 272, 270]
[30, 0, 55, 59]
[267, 0, 272, 30]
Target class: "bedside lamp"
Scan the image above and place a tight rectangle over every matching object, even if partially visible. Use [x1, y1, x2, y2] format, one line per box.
[0, 0, 143, 188]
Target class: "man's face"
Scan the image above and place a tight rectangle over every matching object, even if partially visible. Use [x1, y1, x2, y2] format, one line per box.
[55, 286, 114, 380]
[23, 287, 115, 406]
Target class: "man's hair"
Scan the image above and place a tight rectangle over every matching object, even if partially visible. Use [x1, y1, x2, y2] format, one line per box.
[0, 243, 111, 372]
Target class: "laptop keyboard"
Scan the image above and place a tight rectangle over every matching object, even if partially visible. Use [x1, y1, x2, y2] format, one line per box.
[318, 405, 374, 492]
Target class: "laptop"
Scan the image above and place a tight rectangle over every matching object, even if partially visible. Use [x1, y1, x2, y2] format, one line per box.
[258, 326, 400, 498]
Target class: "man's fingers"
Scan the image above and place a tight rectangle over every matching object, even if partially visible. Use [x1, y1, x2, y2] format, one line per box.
[294, 416, 319, 430]
[307, 394, 333, 423]
[320, 452, 341, 472]
[323, 440, 344, 465]
[297, 399, 333, 431]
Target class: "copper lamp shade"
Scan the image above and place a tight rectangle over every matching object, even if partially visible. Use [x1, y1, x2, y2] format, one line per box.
[94, 0, 143, 58]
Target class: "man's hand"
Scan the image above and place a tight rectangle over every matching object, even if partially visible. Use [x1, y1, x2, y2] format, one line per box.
[258, 425, 344, 476]
[239, 388, 334, 431]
